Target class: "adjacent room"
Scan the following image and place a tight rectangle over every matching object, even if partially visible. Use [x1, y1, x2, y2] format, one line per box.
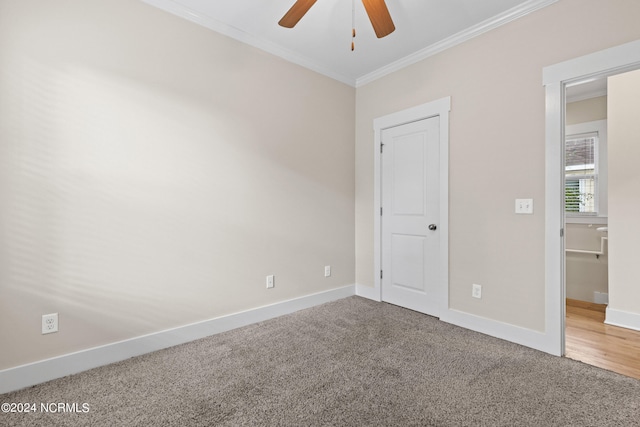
[564, 70, 640, 378]
[2, 0, 640, 424]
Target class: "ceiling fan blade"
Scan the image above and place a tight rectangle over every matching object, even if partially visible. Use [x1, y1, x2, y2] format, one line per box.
[361, 0, 395, 38]
[278, 0, 318, 28]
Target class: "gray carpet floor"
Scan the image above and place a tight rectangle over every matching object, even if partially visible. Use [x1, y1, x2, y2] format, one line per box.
[2, 296, 640, 426]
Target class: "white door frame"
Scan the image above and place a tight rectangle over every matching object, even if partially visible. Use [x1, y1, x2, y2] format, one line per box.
[371, 97, 450, 313]
[543, 39, 640, 356]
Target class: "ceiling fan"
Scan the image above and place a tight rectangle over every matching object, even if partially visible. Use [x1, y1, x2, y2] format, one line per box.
[278, 0, 395, 39]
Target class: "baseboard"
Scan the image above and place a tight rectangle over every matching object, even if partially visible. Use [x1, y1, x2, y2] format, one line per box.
[356, 286, 557, 355]
[0, 285, 355, 395]
[566, 298, 606, 313]
[440, 308, 558, 355]
[605, 307, 640, 331]
[356, 285, 557, 355]
[355, 283, 381, 301]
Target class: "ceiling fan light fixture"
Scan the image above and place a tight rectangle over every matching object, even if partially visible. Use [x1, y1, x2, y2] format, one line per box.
[278, 0, 317, 28]
[278, 0, 395, 38]
[361, 0, 395, 38]
[352, 0, 356, 51]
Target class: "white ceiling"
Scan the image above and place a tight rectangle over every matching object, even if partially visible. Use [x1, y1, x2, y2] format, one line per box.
[566, 78, 608, 103]
[142, 0, 558, 87]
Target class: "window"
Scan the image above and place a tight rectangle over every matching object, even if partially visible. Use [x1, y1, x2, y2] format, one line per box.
[565, 133, 598, 214]
[564, 119, 607, 222]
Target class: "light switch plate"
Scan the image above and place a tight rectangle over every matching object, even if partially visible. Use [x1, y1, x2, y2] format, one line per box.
[515, 199, 534, 214]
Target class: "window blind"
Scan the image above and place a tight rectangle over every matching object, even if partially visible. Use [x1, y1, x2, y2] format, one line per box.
[565, 132, 598, 214]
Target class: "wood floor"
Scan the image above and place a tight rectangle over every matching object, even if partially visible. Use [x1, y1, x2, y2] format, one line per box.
[565, 299, 640, 380]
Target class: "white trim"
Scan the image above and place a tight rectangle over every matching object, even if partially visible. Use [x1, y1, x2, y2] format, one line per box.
[356, 283, 381, 301]
[544, 81, 565, 357]
[543, 40, 640, 85]
[605, 308, 640, 332]
[141, 0, 557, 89]
[140, 0, 356, 86]
[544, 38, 640, 357]
[373, 97, 450, 316]
[356, 0, 559, 87]
[0, 285, 355, 394]
[440, 310, 554, 354]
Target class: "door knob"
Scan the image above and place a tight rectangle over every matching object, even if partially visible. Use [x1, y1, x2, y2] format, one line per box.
[428, 224, 437, 231]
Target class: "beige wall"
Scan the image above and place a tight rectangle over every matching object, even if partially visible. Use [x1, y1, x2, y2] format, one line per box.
[0, 0, 355, 370]
[355, 0, 640, 331]
[607, 68, 640, 315]
[3, 0, 640, 373]
[566, 96, 607, 125]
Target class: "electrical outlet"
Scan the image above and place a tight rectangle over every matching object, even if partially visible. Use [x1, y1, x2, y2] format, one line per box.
[472, 284, 482, 299]
[324, 265, 331, 277]
[266, 275, 275, 289]
[42, 313, 59, 334]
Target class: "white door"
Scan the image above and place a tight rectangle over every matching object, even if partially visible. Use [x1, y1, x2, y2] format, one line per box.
[381, 117, 440, 316]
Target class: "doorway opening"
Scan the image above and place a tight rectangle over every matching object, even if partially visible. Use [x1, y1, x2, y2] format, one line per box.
[544, 39, 640, 374]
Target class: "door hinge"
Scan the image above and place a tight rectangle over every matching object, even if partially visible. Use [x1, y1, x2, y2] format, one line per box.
[380, 143, 384, 153]
[380, 270, 383, 279]
[380, 207, 383, 216]
[560, 228, 564, 237]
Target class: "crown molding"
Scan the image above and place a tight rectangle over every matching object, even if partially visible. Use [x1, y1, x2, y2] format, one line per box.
[141, 0, 558, 89]
[140, 0, 356, 87]
[355, 0, 560, 87]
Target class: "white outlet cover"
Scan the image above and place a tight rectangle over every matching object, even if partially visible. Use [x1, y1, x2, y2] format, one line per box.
[472, 284, 482, 299]
[42, 313, 59, 334]
[324, 266, 331, 277]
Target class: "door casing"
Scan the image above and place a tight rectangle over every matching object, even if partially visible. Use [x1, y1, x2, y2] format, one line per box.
[372, 97, 450, 313]
[544, 38, 640, 356]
